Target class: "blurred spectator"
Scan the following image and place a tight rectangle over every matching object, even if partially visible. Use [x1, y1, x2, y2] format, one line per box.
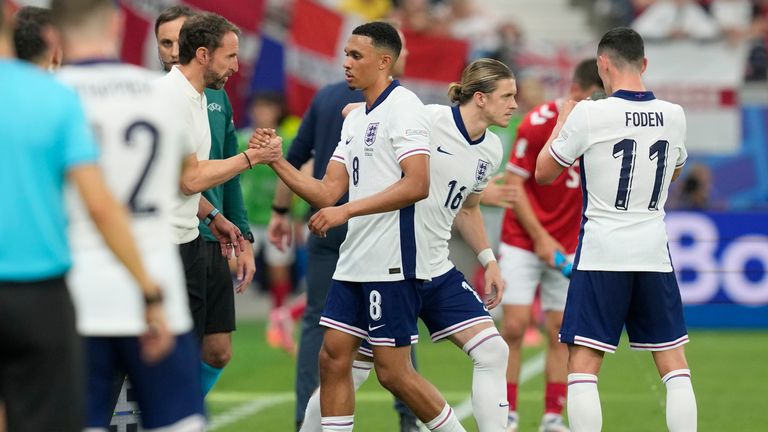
[516, 74, 547, 114]
[236, 92, 305, 354]
[442, 0, 501, 60]
[711, 0, 752, 42]
[746, 0, 768, 80]
[340, 0, 391, 20]
[493, 20, 524, 73]
[633, 0, 720, 41]
[672, 164, 713, 210]
[390, 0, 442, 33]
[589, 0, 637, 30]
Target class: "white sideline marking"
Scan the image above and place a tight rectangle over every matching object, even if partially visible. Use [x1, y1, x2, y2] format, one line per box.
[208, 394, 292, 431]
[452, 351, 546, 423]
[207, 391, 472, 404]
[207, 353, 545, 430]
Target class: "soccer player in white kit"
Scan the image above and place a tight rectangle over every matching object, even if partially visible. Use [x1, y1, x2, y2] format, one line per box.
[257, 22, 464, 432]
[53, 0, 205, 429]
[300, 58, 518, 432]
[535, 28, 697, 432]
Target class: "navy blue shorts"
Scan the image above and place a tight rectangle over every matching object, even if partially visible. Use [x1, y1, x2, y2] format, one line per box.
[419, 267, 492, 342]
[85, 332, 205, 429]
[559, 270, 689, 353]
[321, 279, 422, 347]
[359, 268, 492, 355]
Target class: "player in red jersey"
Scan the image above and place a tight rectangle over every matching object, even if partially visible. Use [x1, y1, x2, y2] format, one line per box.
[498, 59, 603, 432]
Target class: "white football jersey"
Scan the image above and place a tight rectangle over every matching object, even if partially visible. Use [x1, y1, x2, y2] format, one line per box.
[158, 66, 212, 244]
[421, 105, 503, 277]
[59, 62, 193, 336]
[549, 90, 687, 272]
[331, 82, 432, 282]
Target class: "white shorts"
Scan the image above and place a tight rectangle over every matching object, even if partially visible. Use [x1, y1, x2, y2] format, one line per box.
[498, 243, 572, 311]
[251, 226, 294, 267]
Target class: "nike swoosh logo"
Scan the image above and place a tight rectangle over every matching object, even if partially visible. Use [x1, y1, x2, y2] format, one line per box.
[368, 324, 386, 331]
[499, 402, 509, 408]
[345, 138, 353, 145]
[436, 146, 452, 155]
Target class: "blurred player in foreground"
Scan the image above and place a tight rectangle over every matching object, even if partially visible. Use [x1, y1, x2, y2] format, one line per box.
[54, 0, 206, 429]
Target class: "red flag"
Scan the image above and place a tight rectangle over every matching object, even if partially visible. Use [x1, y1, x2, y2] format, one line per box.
[183, 0, 264, 32]
[399, 30, 469, 105]
[120, 3, 151, 66]
[285, 1, 470, 116]
[285, 0, 351, 116]
[5, 0, 19, 16]
[117, 0, 265, 123]
[402, 31, 468, 83]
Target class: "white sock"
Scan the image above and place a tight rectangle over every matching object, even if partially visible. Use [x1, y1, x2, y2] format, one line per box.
[662, 369, 697, 432]
[462, 327, 508, 432]
[301, 360, 373, 432]
[321, 415, 354, 431]
[425, 403, 466, 431]
[567, 373, 602, 432]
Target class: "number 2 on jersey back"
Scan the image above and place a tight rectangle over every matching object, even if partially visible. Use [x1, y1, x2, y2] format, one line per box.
[612, 139, 669, 211]
[124, 120, 159, 215]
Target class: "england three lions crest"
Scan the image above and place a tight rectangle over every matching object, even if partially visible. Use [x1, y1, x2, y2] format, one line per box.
[475, 159, 489, 182]
[365, 122, 379, 146]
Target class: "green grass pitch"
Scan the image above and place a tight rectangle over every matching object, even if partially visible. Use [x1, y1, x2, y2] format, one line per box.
[206, 321, 768, 431]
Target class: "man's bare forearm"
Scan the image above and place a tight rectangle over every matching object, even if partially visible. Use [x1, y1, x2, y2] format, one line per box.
[272, 179, 293, 208]
[270, 158, 341, 209]
[181, 154, 250, 195]
[454, 199, 492, 255]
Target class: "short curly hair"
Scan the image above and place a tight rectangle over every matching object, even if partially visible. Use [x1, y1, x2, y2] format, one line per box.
[13, 6, 53, 63]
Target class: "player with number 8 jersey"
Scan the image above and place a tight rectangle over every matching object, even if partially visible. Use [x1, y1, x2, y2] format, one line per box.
[263, 22, 466, 431]
[301, 58, 518, 432]
[329, 81, 431, 283]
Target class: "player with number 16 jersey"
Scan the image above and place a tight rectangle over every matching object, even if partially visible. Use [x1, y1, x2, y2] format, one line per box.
[420, 104, 503, 279]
